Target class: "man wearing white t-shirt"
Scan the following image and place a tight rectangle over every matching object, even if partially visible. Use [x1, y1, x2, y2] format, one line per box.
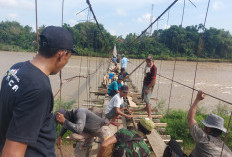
[105, 85, 133, 126]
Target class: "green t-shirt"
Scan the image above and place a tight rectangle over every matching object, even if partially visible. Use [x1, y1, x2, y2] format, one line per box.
[113, 129, 150, 157]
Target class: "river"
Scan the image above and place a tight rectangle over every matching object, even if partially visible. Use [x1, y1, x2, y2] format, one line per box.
[0, 51, 231, 112]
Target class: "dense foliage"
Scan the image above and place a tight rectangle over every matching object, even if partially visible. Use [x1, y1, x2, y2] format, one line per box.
[1, 21, 232, 59]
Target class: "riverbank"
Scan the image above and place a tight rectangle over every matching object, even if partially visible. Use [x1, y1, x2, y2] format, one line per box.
[1, 49, 232, 63]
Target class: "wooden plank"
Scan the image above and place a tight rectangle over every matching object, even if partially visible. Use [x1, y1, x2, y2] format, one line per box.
[127, 96, 138, 108]
[121, 117, 127, 129]
[164, 139, 183, 143]
[127, 123, 167, 127]
[90, 91, 107, 95]
[154, 123, 167, 127]
[134, 119, 160, 123]
[102, 98, 109, 118]
[160, 135, 171, 140]
[133, 115, 163, 119]
[146, 129, 166, 157]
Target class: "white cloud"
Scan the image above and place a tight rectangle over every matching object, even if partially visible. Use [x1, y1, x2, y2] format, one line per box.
[7, 13, 18, 20]
[118, 22, 124, 27]
[137, 13, 151, 23]
[212, 1, 224, 11]
[109, 29, 116, 36]
[69, 19, 77, 26]
[0, 0, 34, 10]
[29, 24, 36, 32]
[116, 9, 127, 16]
[164, 24, 170, 29]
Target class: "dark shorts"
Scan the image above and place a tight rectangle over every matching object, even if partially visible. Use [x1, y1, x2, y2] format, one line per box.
[105, 103, 128, 120]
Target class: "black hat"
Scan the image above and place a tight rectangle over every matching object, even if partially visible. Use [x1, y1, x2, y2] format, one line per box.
[167, 139, 184, 157]
[40, 26, 77, 54]
[120, 85, 129, 92]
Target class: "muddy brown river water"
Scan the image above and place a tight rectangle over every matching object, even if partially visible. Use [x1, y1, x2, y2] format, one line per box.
[0, 51, 232, 112]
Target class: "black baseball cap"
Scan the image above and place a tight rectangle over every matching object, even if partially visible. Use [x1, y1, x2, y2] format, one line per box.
[40, 26, 77, 54]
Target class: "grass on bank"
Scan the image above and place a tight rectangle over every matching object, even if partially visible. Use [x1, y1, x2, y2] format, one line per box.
[53, 98, 76, 145]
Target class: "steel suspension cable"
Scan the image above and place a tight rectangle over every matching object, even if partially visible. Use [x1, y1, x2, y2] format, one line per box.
[126, 0, 179, 50]
[58, 1, 65, 156]
[184, 0, 211, 151]
[156, 10, 170, 104]
[165, 0, 186, 135]
[35, 0, 39, 53]
[220, 111, 232, 157]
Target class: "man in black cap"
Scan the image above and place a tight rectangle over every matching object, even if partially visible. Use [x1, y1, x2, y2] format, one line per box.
[187, 91, 232, 157]
[0, 26, 75, 157]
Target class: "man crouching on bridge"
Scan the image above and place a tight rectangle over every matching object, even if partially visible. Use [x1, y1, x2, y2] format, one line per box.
[188, 90, 232, 157]
[105, 85, 133, 126]
[56, 108, 112, 157]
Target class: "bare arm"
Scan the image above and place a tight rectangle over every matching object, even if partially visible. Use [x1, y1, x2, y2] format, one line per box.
[97, 136, 117, 157]
[187, 91, 205, 126]
[116, 107, 133, 118]
[1, 139, 27, 157]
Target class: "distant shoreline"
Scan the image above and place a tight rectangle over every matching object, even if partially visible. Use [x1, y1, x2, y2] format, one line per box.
[1, 50, 232, 63]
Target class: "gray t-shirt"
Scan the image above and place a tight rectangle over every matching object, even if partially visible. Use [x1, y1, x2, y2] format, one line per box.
[190, 123, 232, 157]
[60, 108, 107, 136]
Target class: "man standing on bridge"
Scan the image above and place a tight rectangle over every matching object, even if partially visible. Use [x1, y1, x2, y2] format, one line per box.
[142, 55, 157, 119]
[0, 26, 74, 157]
[121, 54, 129, 70]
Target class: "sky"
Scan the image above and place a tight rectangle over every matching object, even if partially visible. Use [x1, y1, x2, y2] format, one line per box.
[0, 0, 231, 37]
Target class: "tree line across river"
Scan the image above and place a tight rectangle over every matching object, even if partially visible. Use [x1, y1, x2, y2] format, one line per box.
[0, 21, 232, 61]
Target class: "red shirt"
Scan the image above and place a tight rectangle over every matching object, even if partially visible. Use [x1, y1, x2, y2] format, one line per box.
[143, 64, 157, 86]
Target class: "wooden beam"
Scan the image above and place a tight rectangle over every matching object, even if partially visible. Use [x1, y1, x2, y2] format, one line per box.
[164, 139, 183, 143]
[127, 123, 167, 127]
[133, 115, 163, 119]
[133, 119, 160, 123]
[146, 129, 166, 157]
[127, 96, 138, 108]
[160, 135, 171, 140]
[90, 91, 106, 95]
[122, 117, 127, 129]
[102, 98, 109, 118]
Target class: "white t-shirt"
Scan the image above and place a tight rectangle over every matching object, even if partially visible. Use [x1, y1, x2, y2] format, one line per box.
[105, 93, 124, 114]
